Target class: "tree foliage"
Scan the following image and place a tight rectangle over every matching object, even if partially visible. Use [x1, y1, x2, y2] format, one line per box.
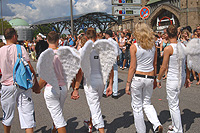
[0, 19, 12, 35]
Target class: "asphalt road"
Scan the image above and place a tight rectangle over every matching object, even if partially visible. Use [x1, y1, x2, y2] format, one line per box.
[0, 60, 200, 133]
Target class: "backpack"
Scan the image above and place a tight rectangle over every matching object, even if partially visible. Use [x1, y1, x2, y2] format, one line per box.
[13, 44, 33, 90]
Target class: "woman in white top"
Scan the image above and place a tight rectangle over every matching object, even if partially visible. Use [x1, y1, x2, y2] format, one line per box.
[157, 25, 190, 133]
[126, 22, 163, 133]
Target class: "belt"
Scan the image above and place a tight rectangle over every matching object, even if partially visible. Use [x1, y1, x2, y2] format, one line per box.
[134, 74, 155, 79]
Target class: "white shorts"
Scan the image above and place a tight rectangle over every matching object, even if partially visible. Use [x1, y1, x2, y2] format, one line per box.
[1, 85, 36, 129]
[44, 86, 67, 129]
[84, 76, 104, 129]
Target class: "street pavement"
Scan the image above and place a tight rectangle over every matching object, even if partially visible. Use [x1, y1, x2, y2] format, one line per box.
[0, 60, 200, 133]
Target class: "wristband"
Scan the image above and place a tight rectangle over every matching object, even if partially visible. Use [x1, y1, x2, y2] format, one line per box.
[156, 78, 161, 83]
[127, 81, 131, 83]
[74, 87, 79, 90]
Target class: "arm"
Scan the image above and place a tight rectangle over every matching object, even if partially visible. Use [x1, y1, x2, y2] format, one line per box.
[185, 65, 191, 88]
[38, 78, 47, 91]
[160, 40, 163, 56]
[157, 46, 173, 88]
[153, 47, 157, 89]
[106, 67, 114, 97]
[27, 61, 40, 94]
[71, 69, 83, 100]
[125, 44, 137, 95]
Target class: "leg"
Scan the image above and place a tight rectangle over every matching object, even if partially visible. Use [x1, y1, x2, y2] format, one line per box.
[119, 50, 123, 68]
[17, 88, 36, 129]
[103, 82, 108, 95]
[44, 87, 67, 130]
[122, 59, 126, 69]
[84, 79, 104, 130]
[25, 128, 33, 133]
[57, 127, 67, 133]
[166, 80, 182, 133]
[143, 79, 162, 131]
[112, 63, 118, 96]
[3, 125, 11, 133]
[196, 73, 200, 85]
[1, 85, 18, 133]
[130, 77, 146, 133]
[98, 128, 105, 133]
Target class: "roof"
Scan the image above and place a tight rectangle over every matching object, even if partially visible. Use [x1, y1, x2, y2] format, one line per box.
[9, 18, 29, 26]
[146, 0, 162, 5]
[32, 12, 118, 26]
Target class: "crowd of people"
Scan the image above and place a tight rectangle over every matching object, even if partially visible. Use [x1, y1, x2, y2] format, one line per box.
[0, 23, 199, 133]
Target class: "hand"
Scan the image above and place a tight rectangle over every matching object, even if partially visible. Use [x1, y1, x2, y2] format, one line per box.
[71, 90, 80, 100]
[157, 81, 162, 89]
[125, 83, 131, 95]
[184, 79, 191, 88]
[106, 86, 113, 97]
[153, 79, 157, 90]
[32, 81, 41, 94]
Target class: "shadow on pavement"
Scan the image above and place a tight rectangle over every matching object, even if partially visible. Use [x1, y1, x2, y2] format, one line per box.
[118, 78, 123, 83]
[104, 111, 133, 133]
[34, 126, 51, 133]
[118, 88, 125, 98]
[66, 117, 88, 133]
[181, 109, 200, 132]
[158, 110, 171, 125]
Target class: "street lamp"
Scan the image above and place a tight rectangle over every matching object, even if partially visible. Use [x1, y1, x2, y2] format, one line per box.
[70, 0, 74, 35]
[1, 0, 3, 35]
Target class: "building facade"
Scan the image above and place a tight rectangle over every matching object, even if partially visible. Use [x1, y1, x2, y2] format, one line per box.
[111, 0, 200, 33]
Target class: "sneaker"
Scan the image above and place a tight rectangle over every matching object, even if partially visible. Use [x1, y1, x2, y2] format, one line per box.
[84, 120, 93, 133]
[124, 66, 127, 69]
[51, 125, 57, 133]
[167, 125, 174, 133]
[102, 93, 107, 98]
[155, 125, 163, 133]
[120, 66, 122, 69]
[112, 95, 118, 99]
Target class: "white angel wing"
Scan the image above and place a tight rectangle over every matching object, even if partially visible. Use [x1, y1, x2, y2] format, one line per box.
[184, 38, 200, 73]
[94, 39, 118, 85]
[36, 48, 60, 94]
[57, 46, 81, 89]
[80, 40, 93, 86]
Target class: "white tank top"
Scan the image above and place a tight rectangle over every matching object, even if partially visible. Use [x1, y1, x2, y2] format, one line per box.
[167, 43, 186, 80]
[135, 43, 155, 72]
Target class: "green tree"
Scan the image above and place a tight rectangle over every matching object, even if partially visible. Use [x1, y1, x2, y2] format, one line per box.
[0, 18, 12, 35]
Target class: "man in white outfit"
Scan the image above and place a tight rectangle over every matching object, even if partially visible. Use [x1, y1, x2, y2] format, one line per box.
[157, 25, 190, 133]
[0, 28, 39, 133]
[75, 28, 113, 133]
[103, 30, 119, 99]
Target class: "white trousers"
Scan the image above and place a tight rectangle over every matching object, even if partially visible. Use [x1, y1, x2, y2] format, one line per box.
[84, 76, 104, 129]
[166, 79, 184, 133]
[130, 77, 161, 133]
[44, 86, 67, 129]
[1, 85, 35, 129]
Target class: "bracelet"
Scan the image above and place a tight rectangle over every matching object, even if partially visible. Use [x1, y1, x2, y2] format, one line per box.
[156, 78, 161, 83]
[127, 81, 131, 83]
[74, 88, 79, 90]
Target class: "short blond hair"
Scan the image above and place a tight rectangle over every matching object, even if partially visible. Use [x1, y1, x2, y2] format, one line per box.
[134, 22, 154, 50]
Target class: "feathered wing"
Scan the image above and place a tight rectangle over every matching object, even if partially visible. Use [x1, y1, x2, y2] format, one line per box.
[94, 39, 118, 85]
[80, 40, 93, 86]
[36, 48, 59, 93]
[177, 42, 186, 89]
[184, 38, 200, 73]
[57, 46, 81, 89]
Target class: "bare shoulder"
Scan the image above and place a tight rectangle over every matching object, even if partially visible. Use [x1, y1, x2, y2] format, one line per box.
[164, 45, 173, 55]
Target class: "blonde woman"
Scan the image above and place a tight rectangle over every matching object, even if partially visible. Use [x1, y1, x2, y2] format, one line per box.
[125, 22, 163, 133]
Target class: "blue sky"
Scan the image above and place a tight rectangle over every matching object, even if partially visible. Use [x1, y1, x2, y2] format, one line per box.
[3, 0, 112, 24]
